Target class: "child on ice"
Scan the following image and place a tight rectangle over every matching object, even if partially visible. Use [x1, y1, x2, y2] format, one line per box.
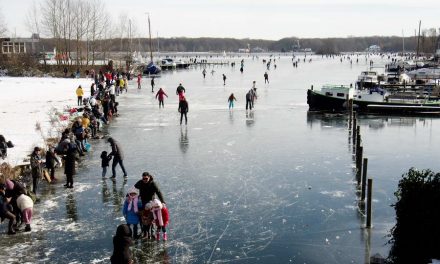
[16, 193, 34, 232]
[141, 202, 155, 239]
[100, 151, 112, 178]
[150, 198, 169, 241]
[123, 187, 142, 238]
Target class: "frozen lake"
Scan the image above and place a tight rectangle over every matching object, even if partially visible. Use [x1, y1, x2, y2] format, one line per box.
[2, 55, 440, 263]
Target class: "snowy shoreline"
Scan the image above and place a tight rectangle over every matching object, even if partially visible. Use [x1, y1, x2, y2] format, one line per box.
[0, 76, 93, 166]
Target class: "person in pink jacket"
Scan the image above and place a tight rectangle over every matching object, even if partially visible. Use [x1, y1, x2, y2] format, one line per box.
[155, 88, 168, 108]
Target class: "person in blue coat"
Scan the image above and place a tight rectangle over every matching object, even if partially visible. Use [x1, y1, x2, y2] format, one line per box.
[123, 187, 142, 238]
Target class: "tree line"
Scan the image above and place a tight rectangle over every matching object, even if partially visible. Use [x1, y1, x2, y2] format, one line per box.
[0, 0, 438, 66]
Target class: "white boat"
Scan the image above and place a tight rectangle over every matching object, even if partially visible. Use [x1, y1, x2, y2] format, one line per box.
[307, 84, 440, 115]
[356, 71, 380, 89]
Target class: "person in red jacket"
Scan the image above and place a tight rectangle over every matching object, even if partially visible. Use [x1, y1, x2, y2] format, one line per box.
[155, 88, 168, 108]
[137, 73, 142, 89]
[149, 198, 169, 241]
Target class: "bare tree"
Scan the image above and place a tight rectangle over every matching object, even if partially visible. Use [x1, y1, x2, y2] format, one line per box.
[0, 7, 8, 37]
[25, 1, 40, 35]
[41, 0, 62, 63]
[87, 0, 107, 65]
[118, 13, 128, 52]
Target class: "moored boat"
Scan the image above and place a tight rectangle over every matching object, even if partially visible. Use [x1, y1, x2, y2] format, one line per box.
[307, 85, 440, 115]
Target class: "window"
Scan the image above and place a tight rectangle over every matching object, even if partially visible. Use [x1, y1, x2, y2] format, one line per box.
[2, 42, 13, 53]
[336, 93, 345, 97]
[325, 92, 333, 96]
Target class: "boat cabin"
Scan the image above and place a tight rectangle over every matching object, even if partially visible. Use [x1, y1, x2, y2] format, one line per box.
[319, 85, 354, 99]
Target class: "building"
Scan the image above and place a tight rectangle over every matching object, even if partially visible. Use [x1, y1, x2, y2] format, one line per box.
[0, 34, 41, 55]
[366, 45, 381, 53]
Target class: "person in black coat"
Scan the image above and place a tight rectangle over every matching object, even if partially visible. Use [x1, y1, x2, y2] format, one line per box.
[108, 137, 127, 179]
[46, 146, 59, 181]
[178, 97, 189, 125]
[110, 224, 133, 264]
[63, 144, 79, 188]
[134, 172, 165, 208]
[0, 184, 16, 235]
[30, 147, 43, 194]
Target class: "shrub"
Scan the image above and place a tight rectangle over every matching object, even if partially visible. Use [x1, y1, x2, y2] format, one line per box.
[388, 168, 440, 263]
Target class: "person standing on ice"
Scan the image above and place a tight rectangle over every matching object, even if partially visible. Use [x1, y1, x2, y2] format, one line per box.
[222, 74, 227, 85]
[123, 187, 142, 239]
[246, 90, 253, 110]
[228, 93, 237, 109]
[151, 77, 155, 93]
[30, 147, 43, 194]
[134, 172, 165, 208]
[264, 72, 269, 84]
[137, 73, 142, 89]
[202, 68, 207, 78]
[178, 97, 189, 125]
[63, 143, 78, 188]
[108, 137, 128, 179]
[76, 85, 84, 106]
[176, 83, 186, 101]
[155, 88, 168, 108]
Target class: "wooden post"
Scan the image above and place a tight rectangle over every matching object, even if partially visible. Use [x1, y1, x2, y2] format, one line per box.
[356, 127, 361, 151]
[352, 117, 357, 144]
[361, 158, 368, 196]
[366, 178, 373, 228]
[356, 146, 363, 181]
[348, 98, 352, 129]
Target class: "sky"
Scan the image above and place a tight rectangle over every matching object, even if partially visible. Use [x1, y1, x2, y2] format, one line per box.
[1, 0, 439, 40]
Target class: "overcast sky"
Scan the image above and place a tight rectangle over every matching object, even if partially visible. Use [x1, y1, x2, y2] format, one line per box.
[1, 0, 439, 40]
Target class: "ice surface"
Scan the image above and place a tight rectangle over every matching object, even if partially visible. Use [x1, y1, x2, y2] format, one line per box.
[1, 55, 440, 263]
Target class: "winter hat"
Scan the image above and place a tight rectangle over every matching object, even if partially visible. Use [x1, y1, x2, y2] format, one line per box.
[128, 187, 138, 196]
[151, 198, 163, 209]
[127, 187, 139, 213]
[5, 179, 14, 190]
[145, 201, 154, 210]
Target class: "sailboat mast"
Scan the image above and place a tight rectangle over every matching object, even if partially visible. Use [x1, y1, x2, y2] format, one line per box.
[402, 29, 405, 55]
[416, 20, 421, 58]
[148, 14, 153, 62]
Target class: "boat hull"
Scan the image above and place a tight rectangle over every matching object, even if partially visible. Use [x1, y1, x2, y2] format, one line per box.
[307, 89, 440, 115]
[143, 62, 161, 75]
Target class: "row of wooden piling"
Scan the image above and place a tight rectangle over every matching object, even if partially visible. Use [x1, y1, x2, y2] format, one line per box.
[347, 98, 373, 228]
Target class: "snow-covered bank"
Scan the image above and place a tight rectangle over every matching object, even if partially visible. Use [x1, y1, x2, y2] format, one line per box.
[0, 77, 92, 165]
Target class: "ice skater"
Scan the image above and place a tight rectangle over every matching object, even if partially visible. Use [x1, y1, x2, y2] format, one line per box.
[176, 83, 186, 101]
[202, 68, 207, 78]
[246, 90, 253, 110]
[222, 74, 227, 85]
[155, 88, 168, 108]
[137, 73, 142, 89]
[264, 72, 269, 84]
[228, 93, 237, 109]
[178, 97, 189, 125]
[151, 77, 155, 93]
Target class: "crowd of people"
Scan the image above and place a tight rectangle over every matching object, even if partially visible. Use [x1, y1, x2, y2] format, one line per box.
[1, 69, 173, 264]
[1, 58, 269, 262]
